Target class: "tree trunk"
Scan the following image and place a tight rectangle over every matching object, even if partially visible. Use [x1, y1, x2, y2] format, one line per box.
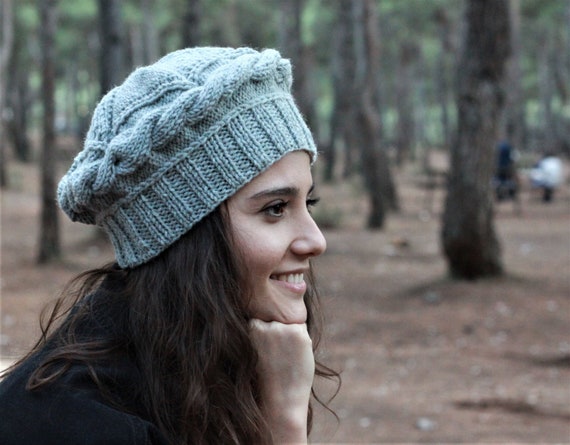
[352, 0, 398, 227]
[140, 0, 159, 64]
[394, 41, 416, 166]
[434, 6, 454, 150]
[538, 37, 556, 152]
[505, 0, 526, 152]
[9, 70, 32, 162]
[325, 0, 357, 182]
[181, 0, 201, 47]
[37, 0, 61, 264]
[441, 0, 510, 279]
[551, 3, 569, 106]
[0, 0, 14, 187]
[98, 0, 124, 95]
[277, 0, 319, 145]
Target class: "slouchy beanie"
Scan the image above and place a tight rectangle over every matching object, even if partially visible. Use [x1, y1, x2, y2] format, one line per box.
[57, 47, 317, 268]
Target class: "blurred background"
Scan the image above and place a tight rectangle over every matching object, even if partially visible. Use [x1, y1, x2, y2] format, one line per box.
[1, 0, 569, 443]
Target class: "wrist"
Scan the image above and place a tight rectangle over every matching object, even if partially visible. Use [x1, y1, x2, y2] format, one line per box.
[265, 405, 308, 444]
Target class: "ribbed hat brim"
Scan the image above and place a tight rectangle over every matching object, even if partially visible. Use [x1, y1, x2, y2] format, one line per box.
[102, 94, 316, 268]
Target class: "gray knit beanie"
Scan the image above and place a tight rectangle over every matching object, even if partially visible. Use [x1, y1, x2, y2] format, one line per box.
[57, 47, 317, 268]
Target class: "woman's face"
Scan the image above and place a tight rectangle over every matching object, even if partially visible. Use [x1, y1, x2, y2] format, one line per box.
[226, 151, 327, 324]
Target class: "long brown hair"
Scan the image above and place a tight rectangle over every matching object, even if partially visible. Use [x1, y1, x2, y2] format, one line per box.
[4, 206, 339, 444]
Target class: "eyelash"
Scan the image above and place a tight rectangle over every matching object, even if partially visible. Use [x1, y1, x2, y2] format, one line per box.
[306, 197, 320, 212]
[263, 197, 320, 218]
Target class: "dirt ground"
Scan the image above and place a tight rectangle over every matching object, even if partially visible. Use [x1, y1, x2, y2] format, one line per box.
[1, 157, 569, 444]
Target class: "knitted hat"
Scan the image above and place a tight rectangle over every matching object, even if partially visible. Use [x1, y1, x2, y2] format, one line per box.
[57, 47, 317, 268]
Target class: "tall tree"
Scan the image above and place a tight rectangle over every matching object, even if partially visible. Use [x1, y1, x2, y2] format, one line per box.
[441, 0, 510, 279]
[277, 0, 319, 143]
[433, 6, 454, 151]
[504, 0, 525, 151]
[98, 0, 124, 95]
[352, 0, 398, 227]
[140, 0, 159, 64]
[0, 0, 14, 187]
[326, 0, 398, 223]
[8, 4, 36, 163]
[323, 0, 355, 182]
[37, 0, 60, 263]
[394, 40, 416, 165]
[181, 0, 201, 47]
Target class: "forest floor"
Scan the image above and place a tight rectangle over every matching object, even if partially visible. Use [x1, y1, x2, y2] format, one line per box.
[1, 155, 569, 444]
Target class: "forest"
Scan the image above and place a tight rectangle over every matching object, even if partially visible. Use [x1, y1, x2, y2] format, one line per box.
[1, 1, 570, 442]
[1, 0, 569, 279]
[3, 0, 569, 154]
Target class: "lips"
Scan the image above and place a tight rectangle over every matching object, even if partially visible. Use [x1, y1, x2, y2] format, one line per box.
[270, 273, 304, 284]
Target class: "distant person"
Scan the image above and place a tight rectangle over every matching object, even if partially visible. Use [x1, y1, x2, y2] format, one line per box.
[0, 47, 339, 444]
[494, 139, 518, 201]
[530, 152, 564, 202]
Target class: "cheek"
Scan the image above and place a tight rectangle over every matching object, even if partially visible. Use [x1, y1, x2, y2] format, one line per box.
[235, 229, 284, 276]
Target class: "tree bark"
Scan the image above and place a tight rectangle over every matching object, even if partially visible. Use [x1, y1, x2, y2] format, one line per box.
[0, 0, 14, 187]
[434, 6, 454, 150]
[140, 0, 159, 64]
[441, 0, 510, 279]
[181, 0, 201, 47]
[37, 0, 61, 264]
[394, 41, 416, 165]
[277, 0, 319, 150]
[98, 0, 124, 95]
[538, 37, 556, 152]
[9, 70, 32, 162]
[505, 0, 526, 151]
[352, 0, 398, 227]
[325, 0, 356, 182]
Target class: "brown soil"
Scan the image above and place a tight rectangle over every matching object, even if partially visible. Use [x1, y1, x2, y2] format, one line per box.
[1, 158, 569, 444]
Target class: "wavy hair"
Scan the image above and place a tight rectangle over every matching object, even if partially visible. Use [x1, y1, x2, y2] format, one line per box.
[5, 206, 339, 444]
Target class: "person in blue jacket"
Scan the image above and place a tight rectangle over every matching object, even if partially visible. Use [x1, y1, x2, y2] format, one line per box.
[0, 47, 339, 445]
[494, 139, 518, 201]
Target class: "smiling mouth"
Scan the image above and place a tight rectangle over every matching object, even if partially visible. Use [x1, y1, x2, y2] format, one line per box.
[270, 273, 304, 284]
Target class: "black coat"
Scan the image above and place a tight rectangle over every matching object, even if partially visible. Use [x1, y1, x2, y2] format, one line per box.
[0, 282, 169, 445]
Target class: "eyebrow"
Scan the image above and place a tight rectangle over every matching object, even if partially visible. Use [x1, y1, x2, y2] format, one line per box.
[248, 184, 315, 201]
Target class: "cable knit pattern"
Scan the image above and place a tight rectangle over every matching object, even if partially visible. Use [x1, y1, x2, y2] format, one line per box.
[57, 47, 316, 268]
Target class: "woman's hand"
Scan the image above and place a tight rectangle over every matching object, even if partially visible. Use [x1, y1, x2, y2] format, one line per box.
[249, 319, 315, 444]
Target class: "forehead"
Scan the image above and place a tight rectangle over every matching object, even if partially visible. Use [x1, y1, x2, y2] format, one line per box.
[238, 151, 313, 194]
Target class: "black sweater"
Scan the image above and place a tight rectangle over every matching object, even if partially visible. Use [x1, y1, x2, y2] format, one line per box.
[0, 283, 169, 445]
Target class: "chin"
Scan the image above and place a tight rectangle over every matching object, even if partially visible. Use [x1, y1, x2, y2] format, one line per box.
[273, 305, 307, 324]
[253, 304, 307, 324]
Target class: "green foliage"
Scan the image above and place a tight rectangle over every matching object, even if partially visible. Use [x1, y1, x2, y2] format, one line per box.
[303, 0, 335, 48]
[15, 1, 39, 28]
[7, 0, 569, 156]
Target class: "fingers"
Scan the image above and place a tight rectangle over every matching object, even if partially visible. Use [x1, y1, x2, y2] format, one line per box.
[249, 320, 314, 378]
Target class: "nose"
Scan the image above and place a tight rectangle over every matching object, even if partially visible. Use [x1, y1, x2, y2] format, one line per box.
[291, 213, 327, 258]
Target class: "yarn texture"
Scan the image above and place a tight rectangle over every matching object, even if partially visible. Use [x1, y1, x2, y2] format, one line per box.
[57, 47, 317, 268]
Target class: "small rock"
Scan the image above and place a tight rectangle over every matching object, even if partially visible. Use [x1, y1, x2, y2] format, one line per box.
[519, 243, 533, 254]
[391, 236, 410, 249]
[423, 291, 441, 304]
[415, 417, 437, 431]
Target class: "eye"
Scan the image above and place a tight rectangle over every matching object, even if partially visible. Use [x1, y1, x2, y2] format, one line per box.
[263, 201, 288, 218]
[306, 197, 320, 213]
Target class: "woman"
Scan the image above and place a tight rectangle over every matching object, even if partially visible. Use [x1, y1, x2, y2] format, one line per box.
[0, 47, 339, 444]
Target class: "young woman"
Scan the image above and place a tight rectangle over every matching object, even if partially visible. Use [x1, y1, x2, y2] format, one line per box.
[0, 47, 339, 444]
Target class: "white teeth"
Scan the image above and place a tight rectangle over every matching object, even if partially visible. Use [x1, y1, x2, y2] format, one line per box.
[274, 273, 304, 284]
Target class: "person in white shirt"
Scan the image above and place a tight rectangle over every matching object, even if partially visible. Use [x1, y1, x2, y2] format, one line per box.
[530, 153, 564, 202]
